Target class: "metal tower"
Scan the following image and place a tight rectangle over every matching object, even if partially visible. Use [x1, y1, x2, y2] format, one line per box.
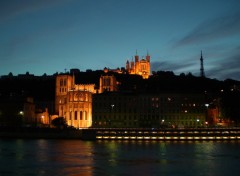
[200, 51, 205, 77]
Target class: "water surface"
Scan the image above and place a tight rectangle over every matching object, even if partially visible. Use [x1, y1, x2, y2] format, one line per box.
[0, 139, 240, 176]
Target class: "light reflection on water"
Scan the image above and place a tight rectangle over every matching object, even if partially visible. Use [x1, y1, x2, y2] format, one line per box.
[0, 139, 240, 176]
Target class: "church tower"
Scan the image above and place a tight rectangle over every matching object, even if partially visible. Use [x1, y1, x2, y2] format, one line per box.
[200, 51, 205, 78]
[125, 50, 151, 79]
[55, 74, 73, 114]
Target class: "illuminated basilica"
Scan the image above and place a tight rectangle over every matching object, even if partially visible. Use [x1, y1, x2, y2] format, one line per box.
[103, 51, 151, 79]
[125, 51, 151, 79]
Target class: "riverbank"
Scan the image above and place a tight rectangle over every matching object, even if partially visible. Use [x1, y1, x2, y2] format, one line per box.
[0, 127, 82, 139]
[1, 127, 240, 141]
[88, 128, 240, 141]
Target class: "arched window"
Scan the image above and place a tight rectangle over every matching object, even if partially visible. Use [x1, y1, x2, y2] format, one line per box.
[74, 111, 78, 120]
[80, 111, 83, 120]
[85, 111, 88, 120]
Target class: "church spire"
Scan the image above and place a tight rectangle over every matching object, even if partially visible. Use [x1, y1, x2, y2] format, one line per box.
[146, 49, 150, 62]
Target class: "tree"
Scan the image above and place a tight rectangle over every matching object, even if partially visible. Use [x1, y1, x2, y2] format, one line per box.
[51, 117, 67, 129]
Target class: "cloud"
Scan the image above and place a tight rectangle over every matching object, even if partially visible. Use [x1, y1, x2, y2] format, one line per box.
[0, 0, 73, 21]
[175, 12, 240, 47]
[151, 60, 195, 73]
[207, 47, 240, 80]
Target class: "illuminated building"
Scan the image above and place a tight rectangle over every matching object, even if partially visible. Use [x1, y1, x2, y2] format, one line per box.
[92, 92, 206, 128]
[99, 75, 118, 92]
[126, 51, 151, 79]
[103, 51, 151, 79]
[55, 74, 96, 128]
[35, 108, 50, 126]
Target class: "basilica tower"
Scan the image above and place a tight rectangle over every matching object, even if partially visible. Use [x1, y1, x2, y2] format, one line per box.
[125, 51, 151, 79]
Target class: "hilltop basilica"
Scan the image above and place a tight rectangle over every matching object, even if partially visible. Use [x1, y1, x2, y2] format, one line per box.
[103, 51, 151, 79]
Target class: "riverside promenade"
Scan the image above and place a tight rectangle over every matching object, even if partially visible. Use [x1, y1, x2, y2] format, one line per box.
[1, 127, 240, 141]
[82, 128, 240, 141]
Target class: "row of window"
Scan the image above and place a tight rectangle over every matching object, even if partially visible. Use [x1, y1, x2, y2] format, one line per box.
[93, 102, 204, 109]
[69, 111, 88, 120]
[60, 79, 67, 86]
[94, 96, 203, 103]
[59, 87, 67, 93]
[93, 115, 203, 121]
[93, 108, 204, 114]
[93, 120, 202, 127]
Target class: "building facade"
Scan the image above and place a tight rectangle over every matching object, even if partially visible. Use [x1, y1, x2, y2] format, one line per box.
[126, 52, 151, 79]
[99, 75, 118, 93]
[63, 90, 92, 128]
[103, 51, 151, 79]
[92, 92, 207, 128]
[55, 74, 95, 128]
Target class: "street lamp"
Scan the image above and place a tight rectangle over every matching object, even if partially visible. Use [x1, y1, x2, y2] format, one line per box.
[41, 115, 44, 124]
[196, 118, 200, 128]
[205, 103, 209, 126]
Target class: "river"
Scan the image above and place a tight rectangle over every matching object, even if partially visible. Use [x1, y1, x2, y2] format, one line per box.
[0, 139, 240, 176]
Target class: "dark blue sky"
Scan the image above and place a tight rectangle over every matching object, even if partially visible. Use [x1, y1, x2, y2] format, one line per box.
[0, 0, 240, 80]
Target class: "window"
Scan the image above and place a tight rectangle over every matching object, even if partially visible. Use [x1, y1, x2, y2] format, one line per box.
[80, 111, 83, 120]
[85, 111, 88, 120]
[74, 111, 77, 120]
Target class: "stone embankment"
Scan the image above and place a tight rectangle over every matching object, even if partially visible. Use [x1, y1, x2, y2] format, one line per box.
[1, 127, 240, 141]
[0, 127, 82, 139]
[82, 128, 240, 141]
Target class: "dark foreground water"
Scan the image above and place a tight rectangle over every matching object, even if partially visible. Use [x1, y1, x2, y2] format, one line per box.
[0, 139, 240, 176]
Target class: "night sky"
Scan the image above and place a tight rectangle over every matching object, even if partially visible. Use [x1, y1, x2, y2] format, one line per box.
[0, 0, 240, 80]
